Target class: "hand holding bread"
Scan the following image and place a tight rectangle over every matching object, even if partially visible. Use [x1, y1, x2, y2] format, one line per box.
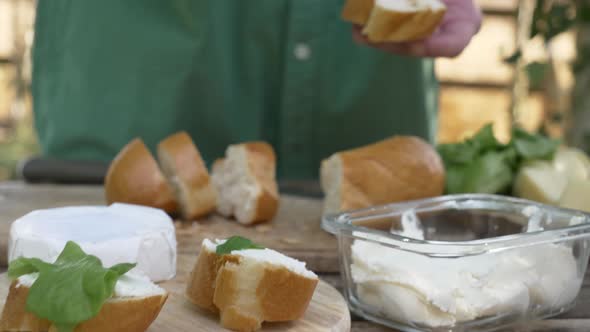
[345, 0, 482, 58]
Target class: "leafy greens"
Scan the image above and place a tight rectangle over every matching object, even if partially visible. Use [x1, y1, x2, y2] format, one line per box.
[437, 124, 560, 194]
[216, 236, 265, 255]
[8, 241, 136, 332]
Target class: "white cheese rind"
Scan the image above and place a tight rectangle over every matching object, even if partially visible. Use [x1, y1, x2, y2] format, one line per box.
[8, 203, 177, 282]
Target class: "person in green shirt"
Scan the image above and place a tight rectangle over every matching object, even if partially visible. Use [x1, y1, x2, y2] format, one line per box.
[31, 0, 481, 180]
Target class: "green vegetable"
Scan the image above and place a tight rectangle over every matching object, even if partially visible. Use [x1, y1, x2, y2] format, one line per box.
[512, 127, 560, 160]
[437, 124, 560, 194]
[216, 236, 265, 255]
[8, 241, 136, 332]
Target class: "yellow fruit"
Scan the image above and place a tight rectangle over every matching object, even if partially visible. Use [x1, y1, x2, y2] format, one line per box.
[513, 161, 567, 205]
[553, 147, 590, 180]
[559, 178, 590, 213]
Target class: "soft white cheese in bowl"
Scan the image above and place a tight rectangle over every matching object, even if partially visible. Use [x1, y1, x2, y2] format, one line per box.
[322, 194, 590, 332]
[8, 203, 177, 282]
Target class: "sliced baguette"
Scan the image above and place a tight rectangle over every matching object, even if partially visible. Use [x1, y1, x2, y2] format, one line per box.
[157, 132, 217, 220]
[342, 0, 447, 42]
[320, 136, 445, 214]
[105, 138, 177, 214]
[342, 0, 375, 25]
[186, 239, 318, 332]
[0, 273, 168, 332]
[211, 142, 279, 225]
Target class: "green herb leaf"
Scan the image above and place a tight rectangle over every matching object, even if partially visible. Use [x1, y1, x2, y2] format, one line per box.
[7, 257, 51, 279]
[444, 165, 468, 194]
[7, 241, 136, 332]
[437, 124, 502, 166]
[216, 236, 265, 255]
[436, 123, 560, 195]
[512, 127, 560, 160]
[470, 124, 502, 151]
[461, 151, 515, 194]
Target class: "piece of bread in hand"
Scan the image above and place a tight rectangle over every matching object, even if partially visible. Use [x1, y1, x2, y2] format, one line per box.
[105, 138, 178, 214]
[320, 136, 445, 214]
[157, 132, 217, 220]
[0, 273, 168, 332]
[186, 239, 318, 332]
[342, 0, 447, 42]
[211, 142, 279, 225]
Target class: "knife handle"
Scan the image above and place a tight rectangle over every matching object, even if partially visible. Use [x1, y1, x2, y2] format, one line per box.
[18, 157, 109, 184]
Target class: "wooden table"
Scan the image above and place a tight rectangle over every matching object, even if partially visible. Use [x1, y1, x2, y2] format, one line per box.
[1, 181, 590, 332]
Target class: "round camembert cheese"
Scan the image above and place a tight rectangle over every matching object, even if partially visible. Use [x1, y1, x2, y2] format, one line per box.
[8, 203, 177, 282]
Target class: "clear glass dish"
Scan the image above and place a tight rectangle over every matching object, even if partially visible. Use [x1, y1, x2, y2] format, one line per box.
[322, 194, 590, 332]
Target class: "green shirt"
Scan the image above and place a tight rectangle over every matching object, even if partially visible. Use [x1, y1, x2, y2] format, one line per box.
[32, 0, 439, 180]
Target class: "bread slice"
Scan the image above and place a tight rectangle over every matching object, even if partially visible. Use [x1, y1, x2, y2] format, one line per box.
[0, 273, 168, 332]
[157, 132, 217, 220]
[342, 0, 375, 25]
[342, 0, 447, 42]
[186, 239, 318, 332]
[211, 142, 279, 225]
[105, 138, 177, 214]
[320, 136, 445, 214]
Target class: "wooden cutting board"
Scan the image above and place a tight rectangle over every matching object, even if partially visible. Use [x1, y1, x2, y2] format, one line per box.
[0, 254, 351, 332]
[0, 182, 339, 272]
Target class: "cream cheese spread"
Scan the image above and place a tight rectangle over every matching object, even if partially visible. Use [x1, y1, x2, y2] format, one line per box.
[351, 213, 583, 327]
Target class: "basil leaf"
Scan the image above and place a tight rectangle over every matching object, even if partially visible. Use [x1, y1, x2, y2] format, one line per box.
[470, 123, 502, 151]
[512, 127, 560, 160]
[461, 151, 515, 194]
[437, 123, 560, 195]
[109, 263, 136, 276]
[437, 143, 477, 165]
[7, 257, 51, 279]
[216, 236, 265, 255]
[444, 165, 468, 194]
[437, 124, 503, 166]
[7, 241, 136, 332]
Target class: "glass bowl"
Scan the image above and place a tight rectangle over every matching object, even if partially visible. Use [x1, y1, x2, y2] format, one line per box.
[321, 194, 590, 332]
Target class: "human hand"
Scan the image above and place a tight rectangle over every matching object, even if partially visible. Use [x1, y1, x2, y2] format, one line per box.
[353, 0, 482, 58]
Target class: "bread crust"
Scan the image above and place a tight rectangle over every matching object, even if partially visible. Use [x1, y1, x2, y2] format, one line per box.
[105, 138, 177, 213]
[157, 131, 217, 220]
[185, 245, 221, 313]
[243, 143, 279, 224]
[341, 0, 446, 42]
[341, 0, 375, 25]
[212, 142, 279, 225]
[186, 241, 318, 332]
[257, 266, 318, 322]
[0, 281, 168, 332]
[0, 281, 50, 332]
[321, 136, 445, 213]
[363, 4, 446, 42]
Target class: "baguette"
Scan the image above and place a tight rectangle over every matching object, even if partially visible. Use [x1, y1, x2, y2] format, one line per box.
[186, 239, 318, 332]
[211, 142, 279, 225]
[0, 273, 167, 332]
[320, 136, 445, 214]
[342, 0, 447, 42]
[105, 138, 177, 214]
[157, 131, 217, 220]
